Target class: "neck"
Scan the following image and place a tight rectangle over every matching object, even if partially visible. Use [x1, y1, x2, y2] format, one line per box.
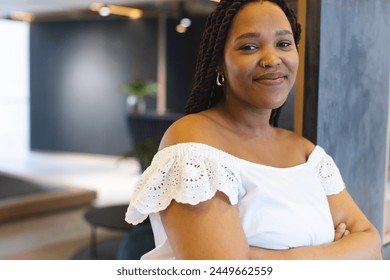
[214, 100, 274, 137]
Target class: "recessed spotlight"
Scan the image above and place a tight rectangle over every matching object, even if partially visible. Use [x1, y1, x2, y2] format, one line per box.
[176, 24, 187, 33]
[99, 5, 111, 16]
[180, 18, 191, 28]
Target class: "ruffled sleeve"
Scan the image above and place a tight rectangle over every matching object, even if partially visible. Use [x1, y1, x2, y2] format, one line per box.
[309, 146, 346, 195]
[125, 143, 243, 225]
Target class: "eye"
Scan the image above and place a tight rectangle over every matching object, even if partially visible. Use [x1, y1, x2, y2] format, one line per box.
[240, 44, 259, 52]
[278, 41, 293, 48]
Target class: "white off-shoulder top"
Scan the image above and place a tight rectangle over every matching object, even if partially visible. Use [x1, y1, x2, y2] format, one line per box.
[125, 142, 345, 259]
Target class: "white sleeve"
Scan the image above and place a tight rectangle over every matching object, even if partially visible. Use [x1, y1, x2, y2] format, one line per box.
[125, 143, 242, 225]
[313, 147, 346, 195]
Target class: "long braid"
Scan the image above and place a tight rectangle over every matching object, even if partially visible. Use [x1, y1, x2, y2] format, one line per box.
[209, 1, 247, 107]
[186, 0, 245, 113]
[186, 1, 230, 113]
[186, 0, 301, 127]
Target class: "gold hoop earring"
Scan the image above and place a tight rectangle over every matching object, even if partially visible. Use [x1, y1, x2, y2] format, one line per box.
[216, 72, 225, 86]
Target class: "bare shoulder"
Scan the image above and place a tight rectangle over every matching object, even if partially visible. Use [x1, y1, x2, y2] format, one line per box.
[275, 128, 316, 159]
[159, 113, 219, 150]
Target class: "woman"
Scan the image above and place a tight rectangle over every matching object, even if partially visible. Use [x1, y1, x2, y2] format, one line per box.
[125, 0, 382, 259]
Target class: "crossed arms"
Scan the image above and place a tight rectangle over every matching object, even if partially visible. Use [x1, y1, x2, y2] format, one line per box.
[160, 190, 382, 260]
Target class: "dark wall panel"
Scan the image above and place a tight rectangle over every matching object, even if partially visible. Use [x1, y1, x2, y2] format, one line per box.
[166, 17, 206, 113]
[30, 19, 158, 155]
[316, 0, 390, 233]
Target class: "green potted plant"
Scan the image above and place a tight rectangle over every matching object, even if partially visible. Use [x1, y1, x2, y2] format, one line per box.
[120, 79, 157, 114]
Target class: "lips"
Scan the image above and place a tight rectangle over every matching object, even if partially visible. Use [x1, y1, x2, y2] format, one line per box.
[254, 72, 286, 81]
[253, 72, 287, 86]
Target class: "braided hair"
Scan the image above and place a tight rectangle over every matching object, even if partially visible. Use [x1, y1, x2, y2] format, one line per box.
[185, 0, 301, 127]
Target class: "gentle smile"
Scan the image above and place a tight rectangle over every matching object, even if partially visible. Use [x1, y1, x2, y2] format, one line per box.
[254, 72, 286, 81]
[253, 72, 287, 86]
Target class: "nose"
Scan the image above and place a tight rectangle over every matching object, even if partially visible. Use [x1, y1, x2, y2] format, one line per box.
[259, 53, 282, 69]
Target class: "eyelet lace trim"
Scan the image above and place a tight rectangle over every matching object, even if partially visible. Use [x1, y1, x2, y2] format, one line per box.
[314, 152, 345, 195]
[125, 143, 242, 225]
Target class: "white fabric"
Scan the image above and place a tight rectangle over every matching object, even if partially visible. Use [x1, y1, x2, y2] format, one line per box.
[125, 142, 345, 259]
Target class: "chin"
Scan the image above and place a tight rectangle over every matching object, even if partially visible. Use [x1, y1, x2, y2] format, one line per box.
[263, 96, 289, 109]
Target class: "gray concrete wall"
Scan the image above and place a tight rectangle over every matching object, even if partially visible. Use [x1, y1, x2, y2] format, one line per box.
[315, 0, 389, 238]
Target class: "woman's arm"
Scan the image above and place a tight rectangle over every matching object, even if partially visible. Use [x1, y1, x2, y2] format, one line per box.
[249, 189, 383, 260]
[160, 191, 250, 259]
[326, 188, 382, 259]
[158, 115, 252, 259]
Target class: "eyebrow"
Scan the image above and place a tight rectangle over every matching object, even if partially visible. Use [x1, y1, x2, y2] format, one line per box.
[235, 30, 293, 40]
[275, 30, 293, 36]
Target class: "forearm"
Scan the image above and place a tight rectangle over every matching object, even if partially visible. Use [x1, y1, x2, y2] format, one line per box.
[249, 229, 382, 260]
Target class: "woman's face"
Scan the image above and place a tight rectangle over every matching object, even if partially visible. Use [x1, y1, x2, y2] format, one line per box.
[222, 1, 299, 110]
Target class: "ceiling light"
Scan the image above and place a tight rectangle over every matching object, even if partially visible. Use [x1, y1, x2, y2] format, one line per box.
[180, 18, 191, 28]
[90, 3, 143, 19]
[9, 11, 35, 22]
[126, 9, 143, 19]
[99, 5, 111, 17]
[176, 24, 187, 34]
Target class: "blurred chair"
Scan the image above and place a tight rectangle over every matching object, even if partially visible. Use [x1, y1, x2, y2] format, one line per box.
[116, 223, 155, 260]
